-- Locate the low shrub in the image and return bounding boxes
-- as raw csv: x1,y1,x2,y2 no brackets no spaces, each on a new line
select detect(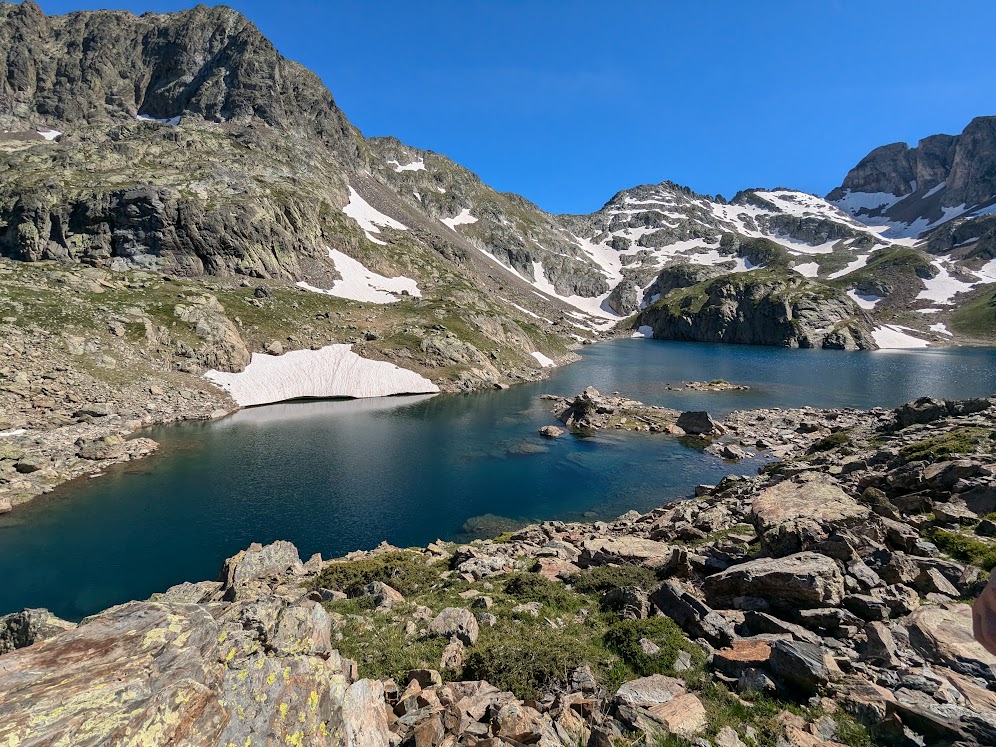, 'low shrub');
310,551,440,596
462,624,601,699
807,431,851,453
603,617,704,676
567,565,661,594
